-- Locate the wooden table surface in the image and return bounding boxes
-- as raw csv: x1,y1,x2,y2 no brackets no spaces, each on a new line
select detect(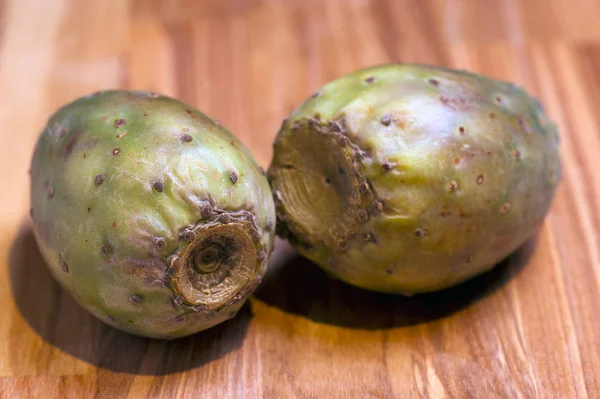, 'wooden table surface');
1,0,600,397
